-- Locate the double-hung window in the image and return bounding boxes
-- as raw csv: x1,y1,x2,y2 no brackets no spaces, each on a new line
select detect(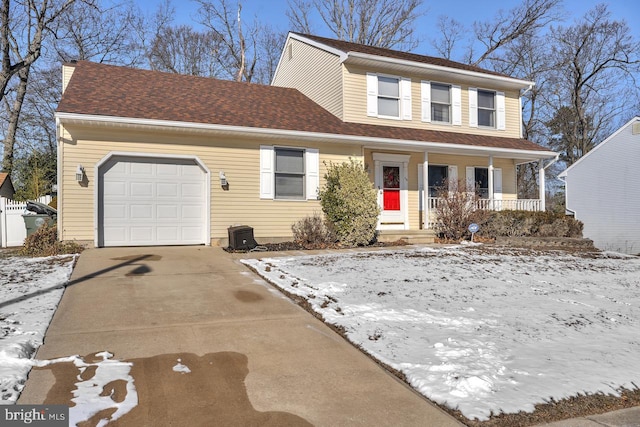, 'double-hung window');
469,88,505,129
260,146,319,201
431,83,451,124
274,148,305,199
477,90,496,128
367,73,411,120
377,76,400,118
